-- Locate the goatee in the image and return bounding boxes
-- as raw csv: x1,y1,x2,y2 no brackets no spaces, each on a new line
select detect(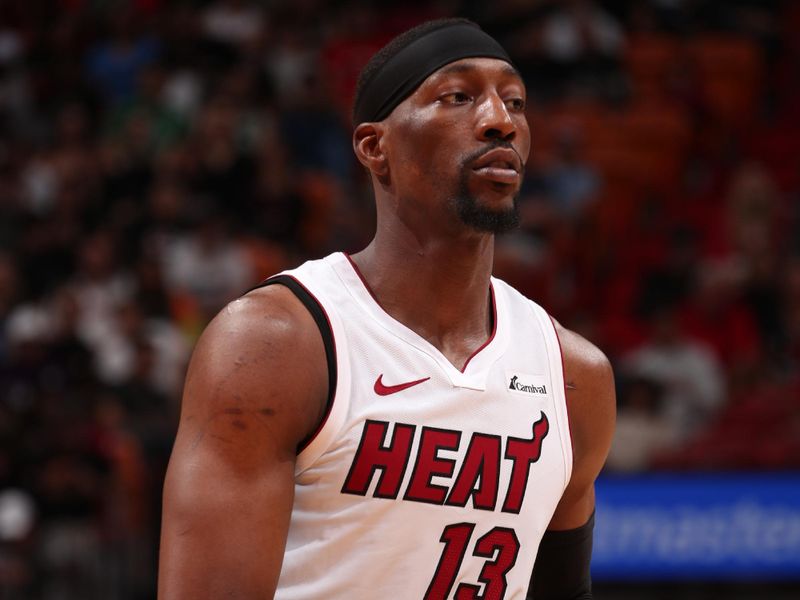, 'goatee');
452,163,519,233
453,142,521,234
453,188,520,234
